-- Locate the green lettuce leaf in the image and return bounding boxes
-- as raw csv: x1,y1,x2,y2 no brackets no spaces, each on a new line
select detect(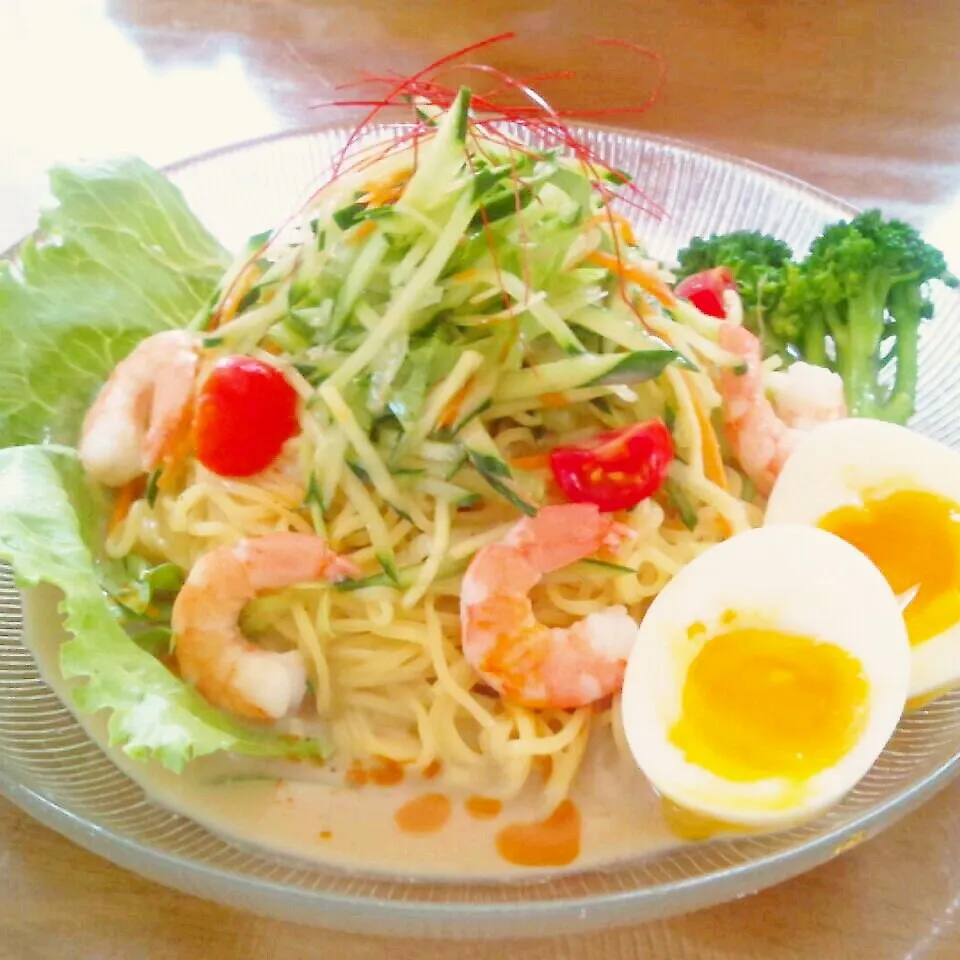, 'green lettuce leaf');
0,157,327,771
0,446,326,771
0,156,228,447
